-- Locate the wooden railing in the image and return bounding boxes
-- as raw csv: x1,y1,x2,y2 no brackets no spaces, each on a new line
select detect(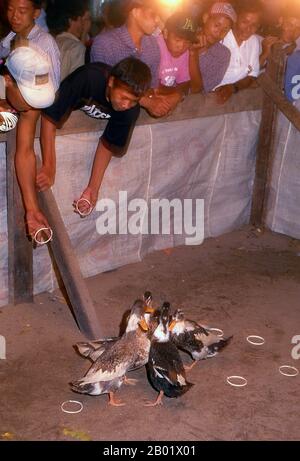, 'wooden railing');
251,44,300,226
